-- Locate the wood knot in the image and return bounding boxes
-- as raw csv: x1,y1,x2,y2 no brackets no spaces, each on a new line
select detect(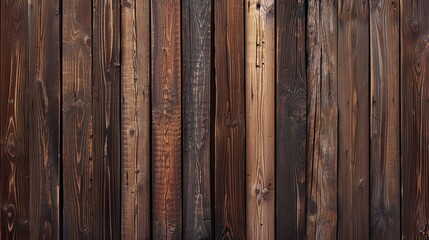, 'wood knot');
255,186,269,200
